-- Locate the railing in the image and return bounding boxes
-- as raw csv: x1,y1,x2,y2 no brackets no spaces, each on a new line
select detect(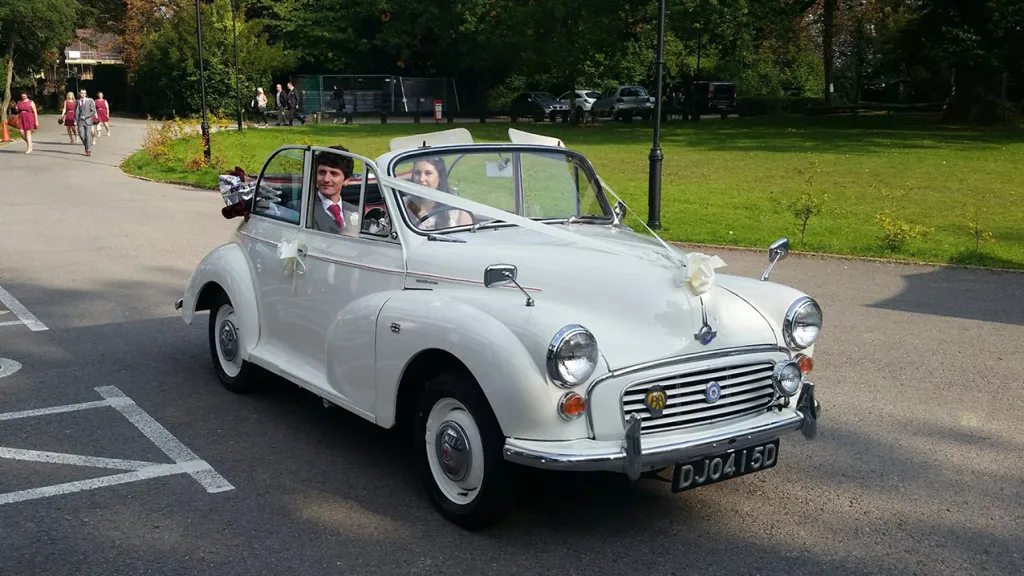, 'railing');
65,50,122,62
